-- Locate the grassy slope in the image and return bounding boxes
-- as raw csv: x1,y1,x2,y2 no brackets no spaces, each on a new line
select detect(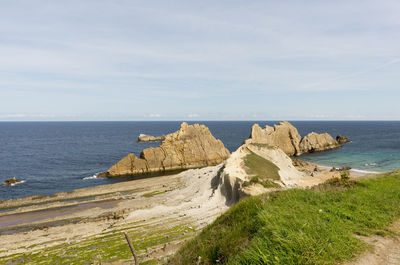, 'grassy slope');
170,171,400,265
243,151,281,188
